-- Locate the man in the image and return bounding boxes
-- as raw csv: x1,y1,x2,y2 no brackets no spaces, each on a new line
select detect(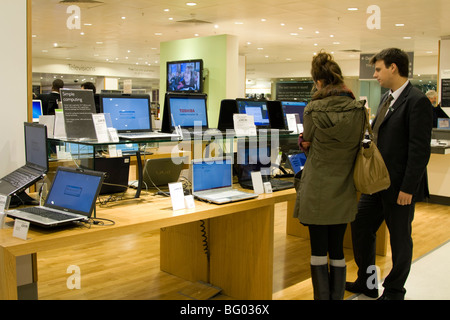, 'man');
38,79,64,115
346,48,433,300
